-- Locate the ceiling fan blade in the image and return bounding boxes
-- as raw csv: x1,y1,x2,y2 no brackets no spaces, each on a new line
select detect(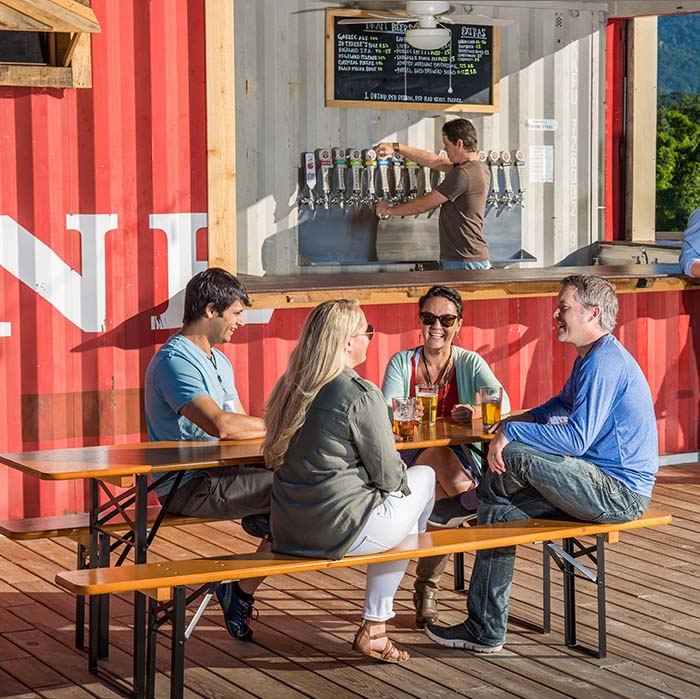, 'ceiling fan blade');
338,11,415,24
447,13,514,27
